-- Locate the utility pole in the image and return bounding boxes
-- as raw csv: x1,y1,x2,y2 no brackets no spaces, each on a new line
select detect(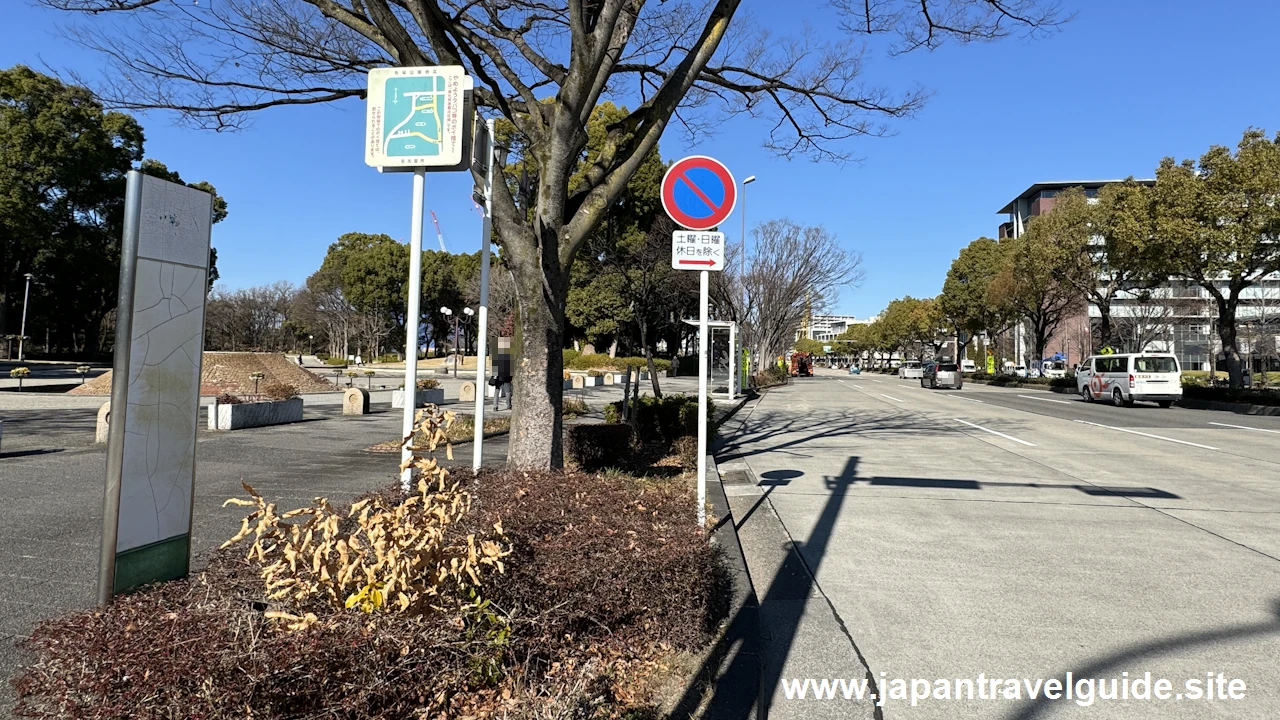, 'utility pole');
739,175,755,375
